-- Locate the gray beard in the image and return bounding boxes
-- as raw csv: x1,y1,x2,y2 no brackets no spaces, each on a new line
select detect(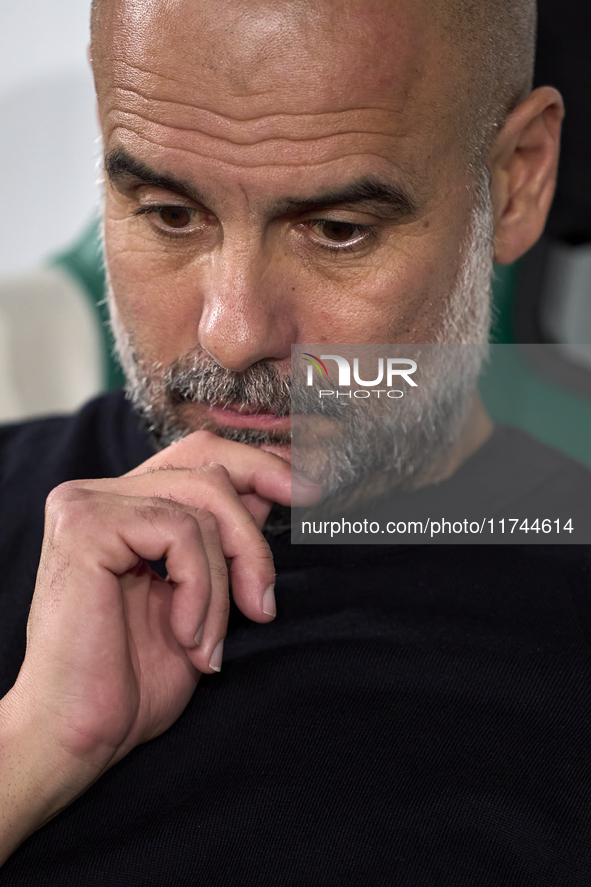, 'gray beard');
106,174,494,524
